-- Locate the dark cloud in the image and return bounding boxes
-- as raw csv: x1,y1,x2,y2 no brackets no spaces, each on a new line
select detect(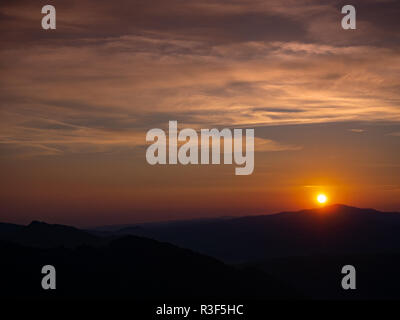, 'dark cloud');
0,0,305,47
335,0,400,45
1,0,399,50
